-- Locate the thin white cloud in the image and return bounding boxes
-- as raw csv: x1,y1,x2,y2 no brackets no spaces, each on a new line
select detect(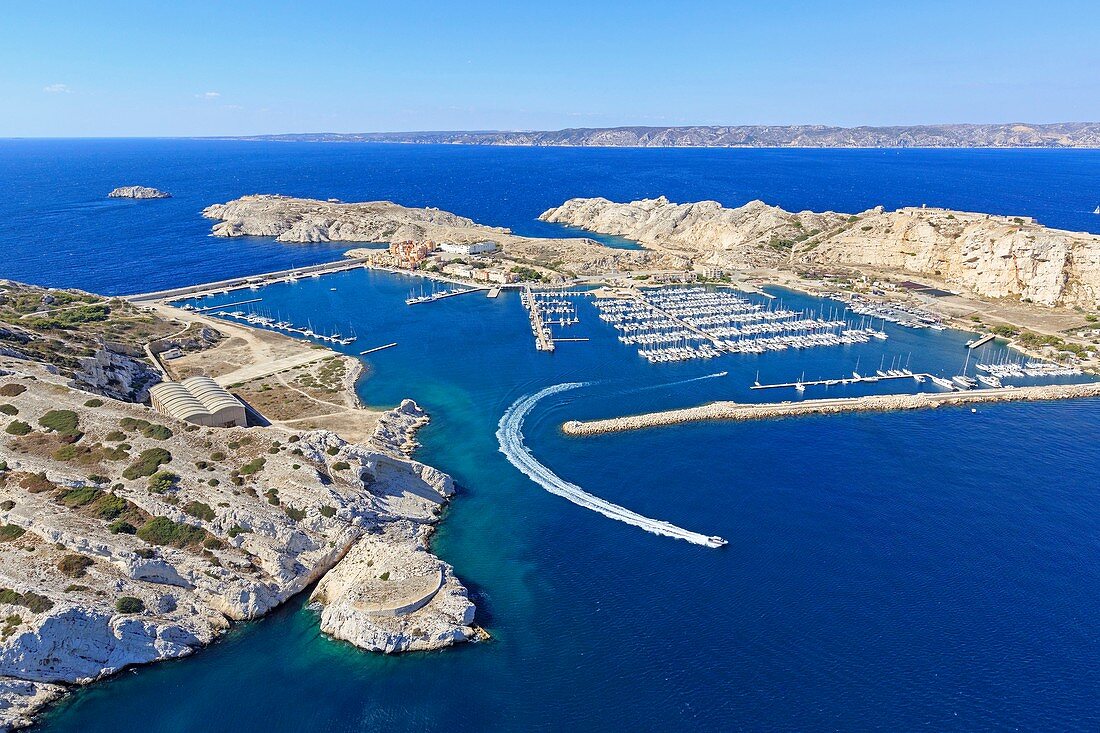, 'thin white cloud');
195,91,221,99
43,83,71,94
